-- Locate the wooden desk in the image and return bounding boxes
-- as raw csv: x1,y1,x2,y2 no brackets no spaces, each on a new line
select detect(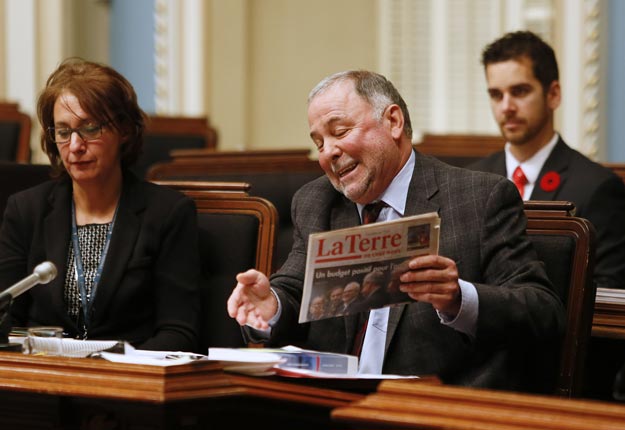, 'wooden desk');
151,148,322,176
332,379,625,429
593,302,625,339
413,133,505,167
0,352,363,429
